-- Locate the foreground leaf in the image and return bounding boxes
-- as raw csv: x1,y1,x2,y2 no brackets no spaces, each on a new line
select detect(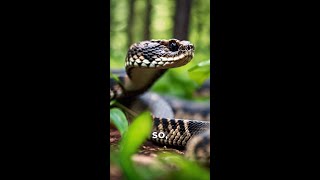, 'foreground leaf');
110,72,121,83
157,152,210,180
119,111,153,180
188,59,210,72
110,100,117,106
110,108,128,136
188,59,210,85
